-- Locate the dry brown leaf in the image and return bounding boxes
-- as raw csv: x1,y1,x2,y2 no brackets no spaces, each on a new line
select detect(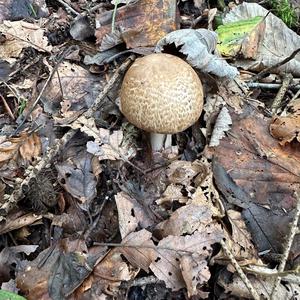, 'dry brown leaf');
0,132,41,164
92,248,138,295
0,20,52,62
270,115,300,145
42,62,101,116
156,183,188,205
156,29,239,79
215,210,259,266
0,135,24,163
115,192,154,238
155,203,215,237
0,0,48,22
119,229,156,272
95,0,178,48
150,229,223,292
19,133,42,162
181,255,210,297
209,106,232,147
166,160,204,186
218,272,300,299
